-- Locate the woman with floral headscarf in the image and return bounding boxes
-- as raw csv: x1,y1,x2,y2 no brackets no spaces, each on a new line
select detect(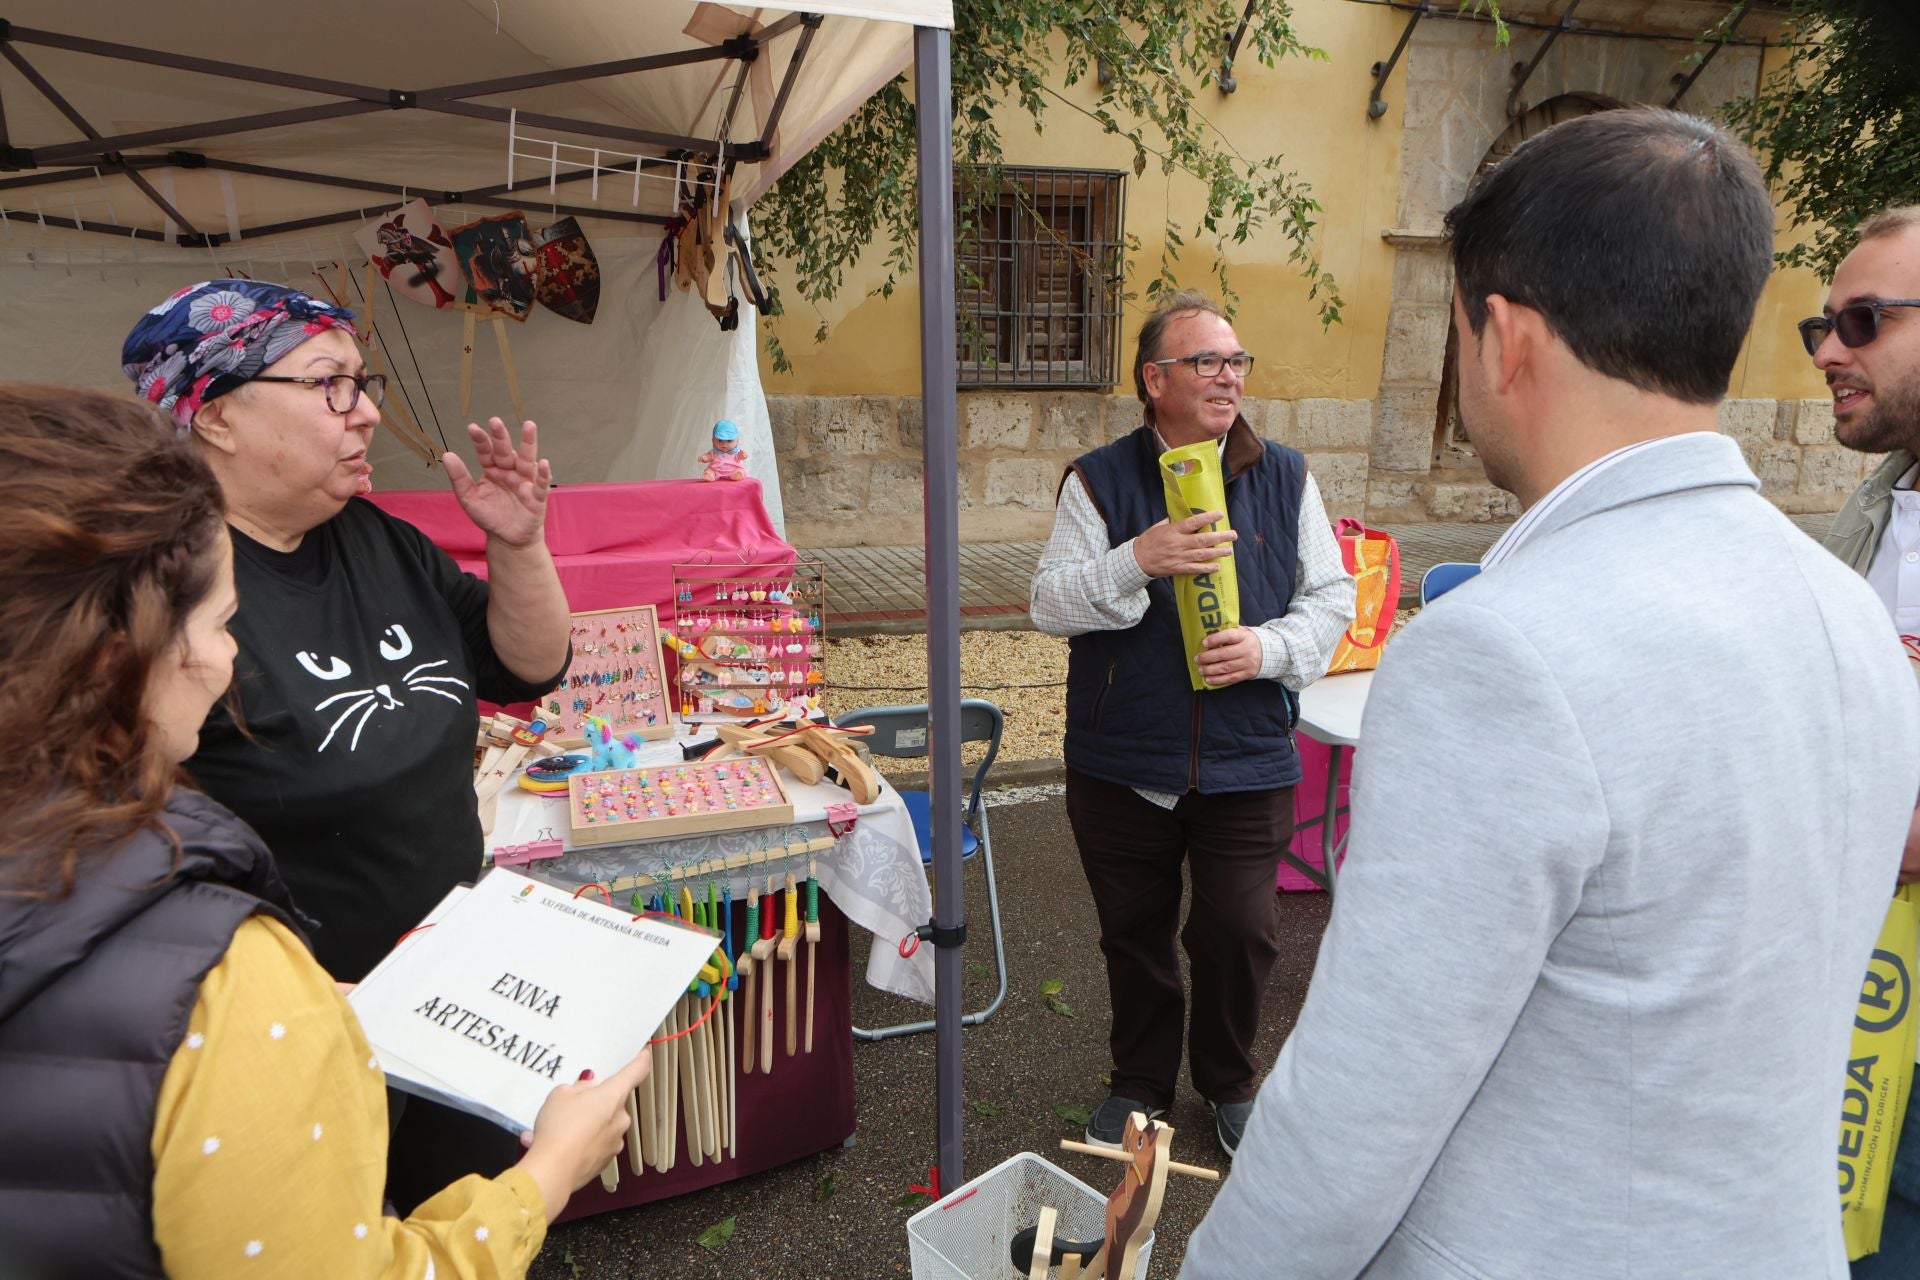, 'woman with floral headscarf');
121,280,572,1209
